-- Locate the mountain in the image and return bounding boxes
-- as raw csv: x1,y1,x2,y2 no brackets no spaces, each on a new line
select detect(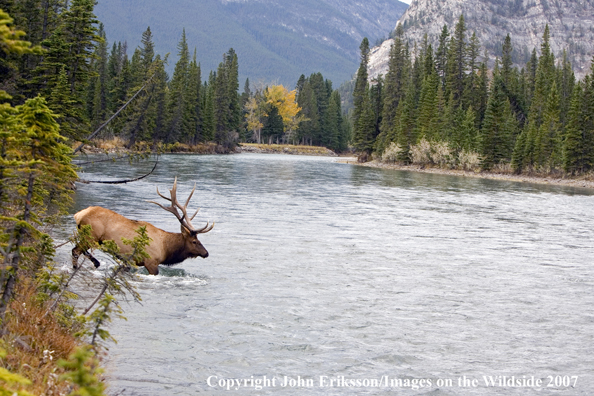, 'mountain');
368,0,594,80
94,0,408,86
